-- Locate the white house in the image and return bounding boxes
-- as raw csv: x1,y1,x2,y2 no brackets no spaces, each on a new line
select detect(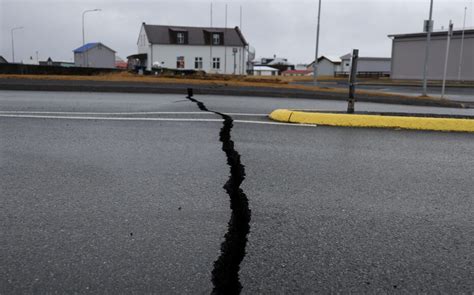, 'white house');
252,66,279,76
340,53,391,76
135,23,248,74
308,56,342,76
